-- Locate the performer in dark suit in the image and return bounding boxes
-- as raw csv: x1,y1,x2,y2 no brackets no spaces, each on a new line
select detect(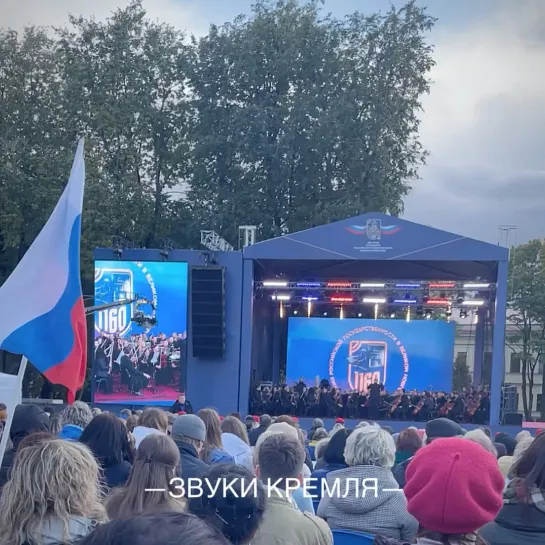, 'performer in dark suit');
170,393,193,414
120,348,149,396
